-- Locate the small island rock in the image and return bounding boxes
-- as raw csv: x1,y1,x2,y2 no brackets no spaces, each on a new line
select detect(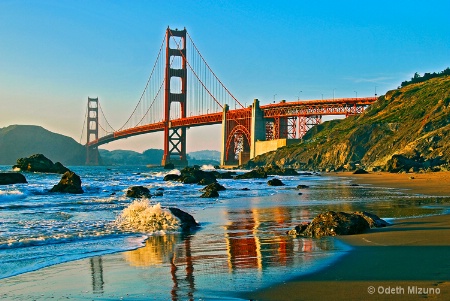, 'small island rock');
50,171,83,194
